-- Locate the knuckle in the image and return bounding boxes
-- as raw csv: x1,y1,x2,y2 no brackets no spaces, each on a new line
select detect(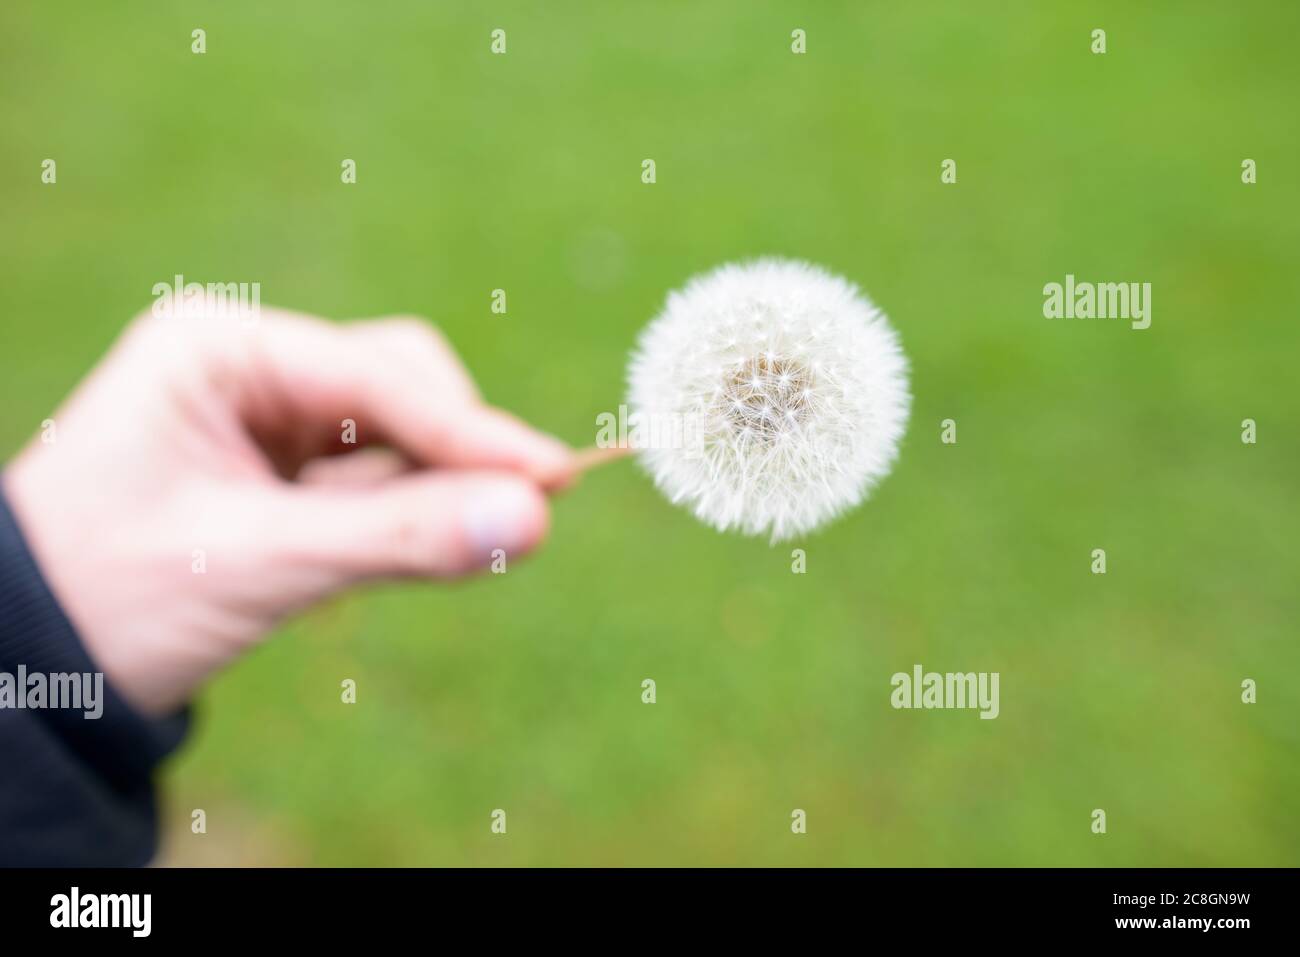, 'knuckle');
362,316,454,360
387,514,473,577
375,315,435,340
388,514,435,574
